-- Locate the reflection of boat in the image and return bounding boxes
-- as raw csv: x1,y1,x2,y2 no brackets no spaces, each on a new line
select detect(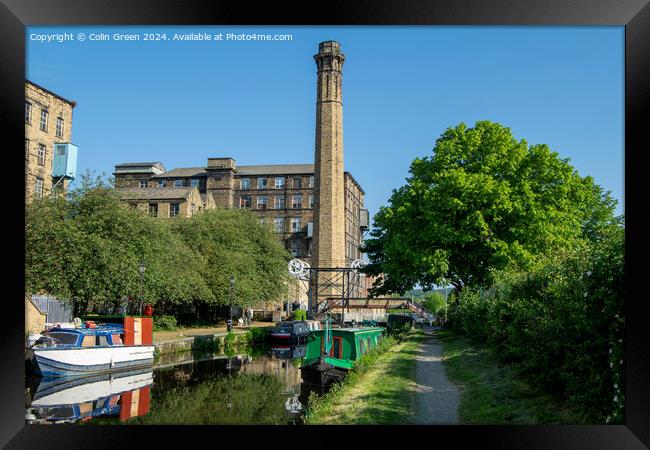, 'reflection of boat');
28,317,154,377
27,368,153,423
285,394,302,413
270,344,307,360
